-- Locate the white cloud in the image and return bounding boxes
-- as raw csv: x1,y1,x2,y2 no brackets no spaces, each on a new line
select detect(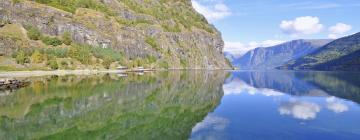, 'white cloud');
328,34,338,39
328,23,352,39
279,100,321,120
326,97,349,113
191,0,231,22
224,40,285,57
280,16,324,36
